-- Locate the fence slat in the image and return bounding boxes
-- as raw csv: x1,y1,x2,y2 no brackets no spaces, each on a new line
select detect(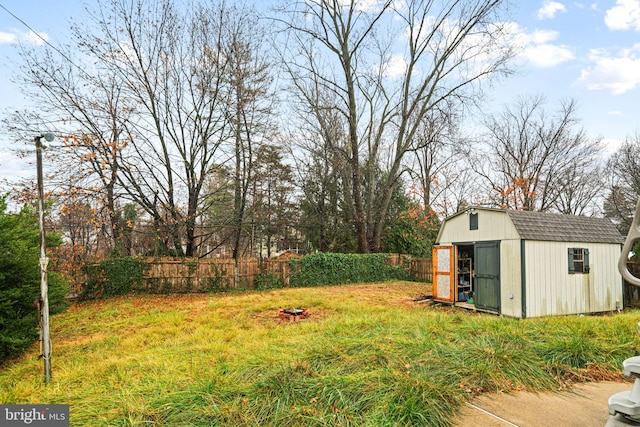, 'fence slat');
410,257,432,282
625,261,640,307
